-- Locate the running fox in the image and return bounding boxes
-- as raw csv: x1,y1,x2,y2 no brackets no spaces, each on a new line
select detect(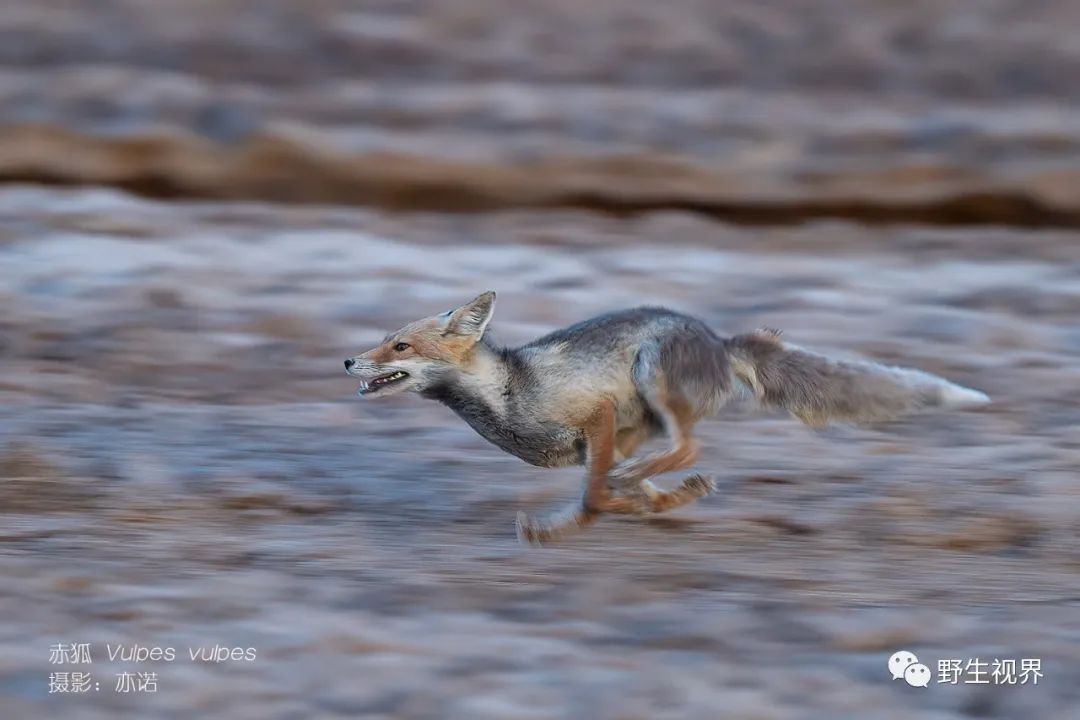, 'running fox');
344,291,989,545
